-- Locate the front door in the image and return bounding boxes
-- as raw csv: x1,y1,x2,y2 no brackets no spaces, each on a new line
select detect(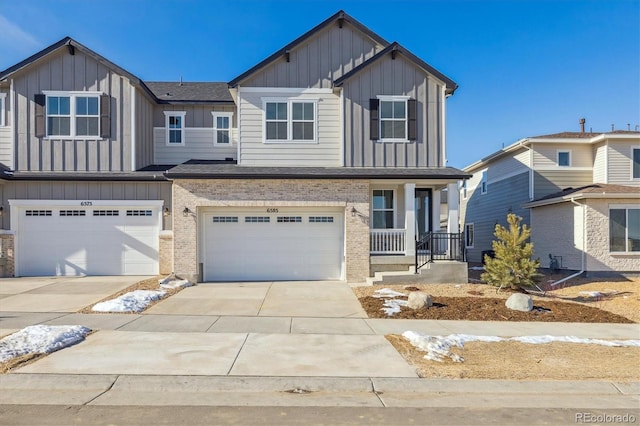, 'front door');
415,189,432,241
